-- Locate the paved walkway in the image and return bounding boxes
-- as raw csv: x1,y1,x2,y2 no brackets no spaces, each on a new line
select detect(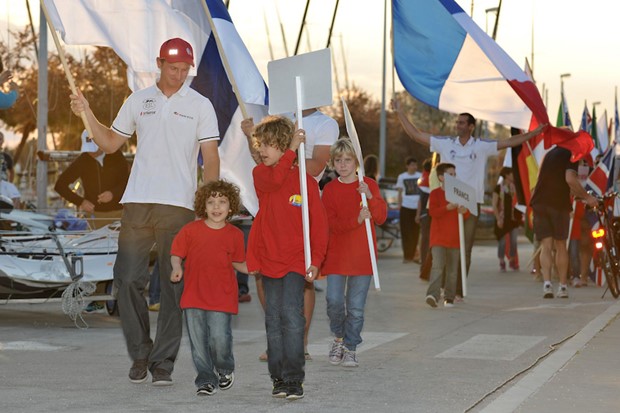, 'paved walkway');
1,238,619,412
